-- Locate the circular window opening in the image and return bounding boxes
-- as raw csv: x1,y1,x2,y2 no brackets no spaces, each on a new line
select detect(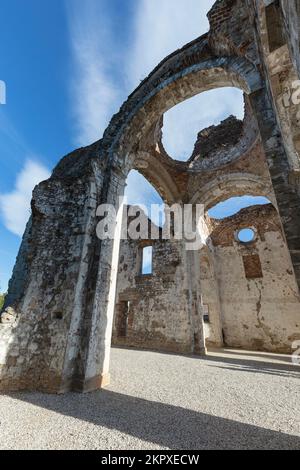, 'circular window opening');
237,228,256,244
